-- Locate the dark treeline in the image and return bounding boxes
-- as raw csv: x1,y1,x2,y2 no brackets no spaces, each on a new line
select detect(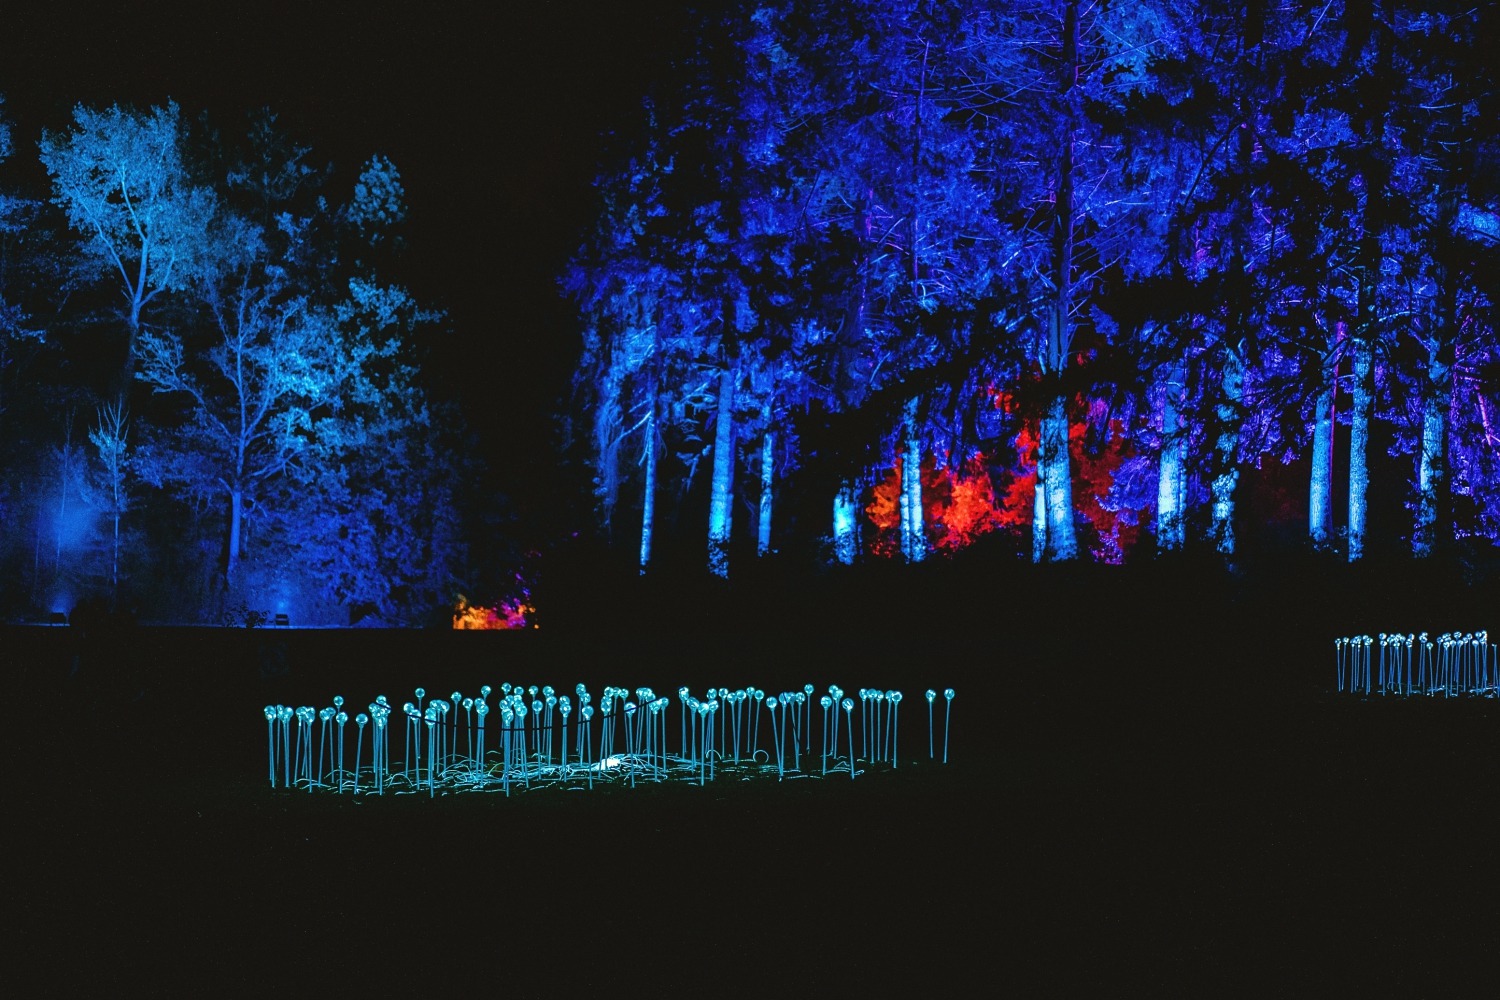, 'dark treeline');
565,0,1498,579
